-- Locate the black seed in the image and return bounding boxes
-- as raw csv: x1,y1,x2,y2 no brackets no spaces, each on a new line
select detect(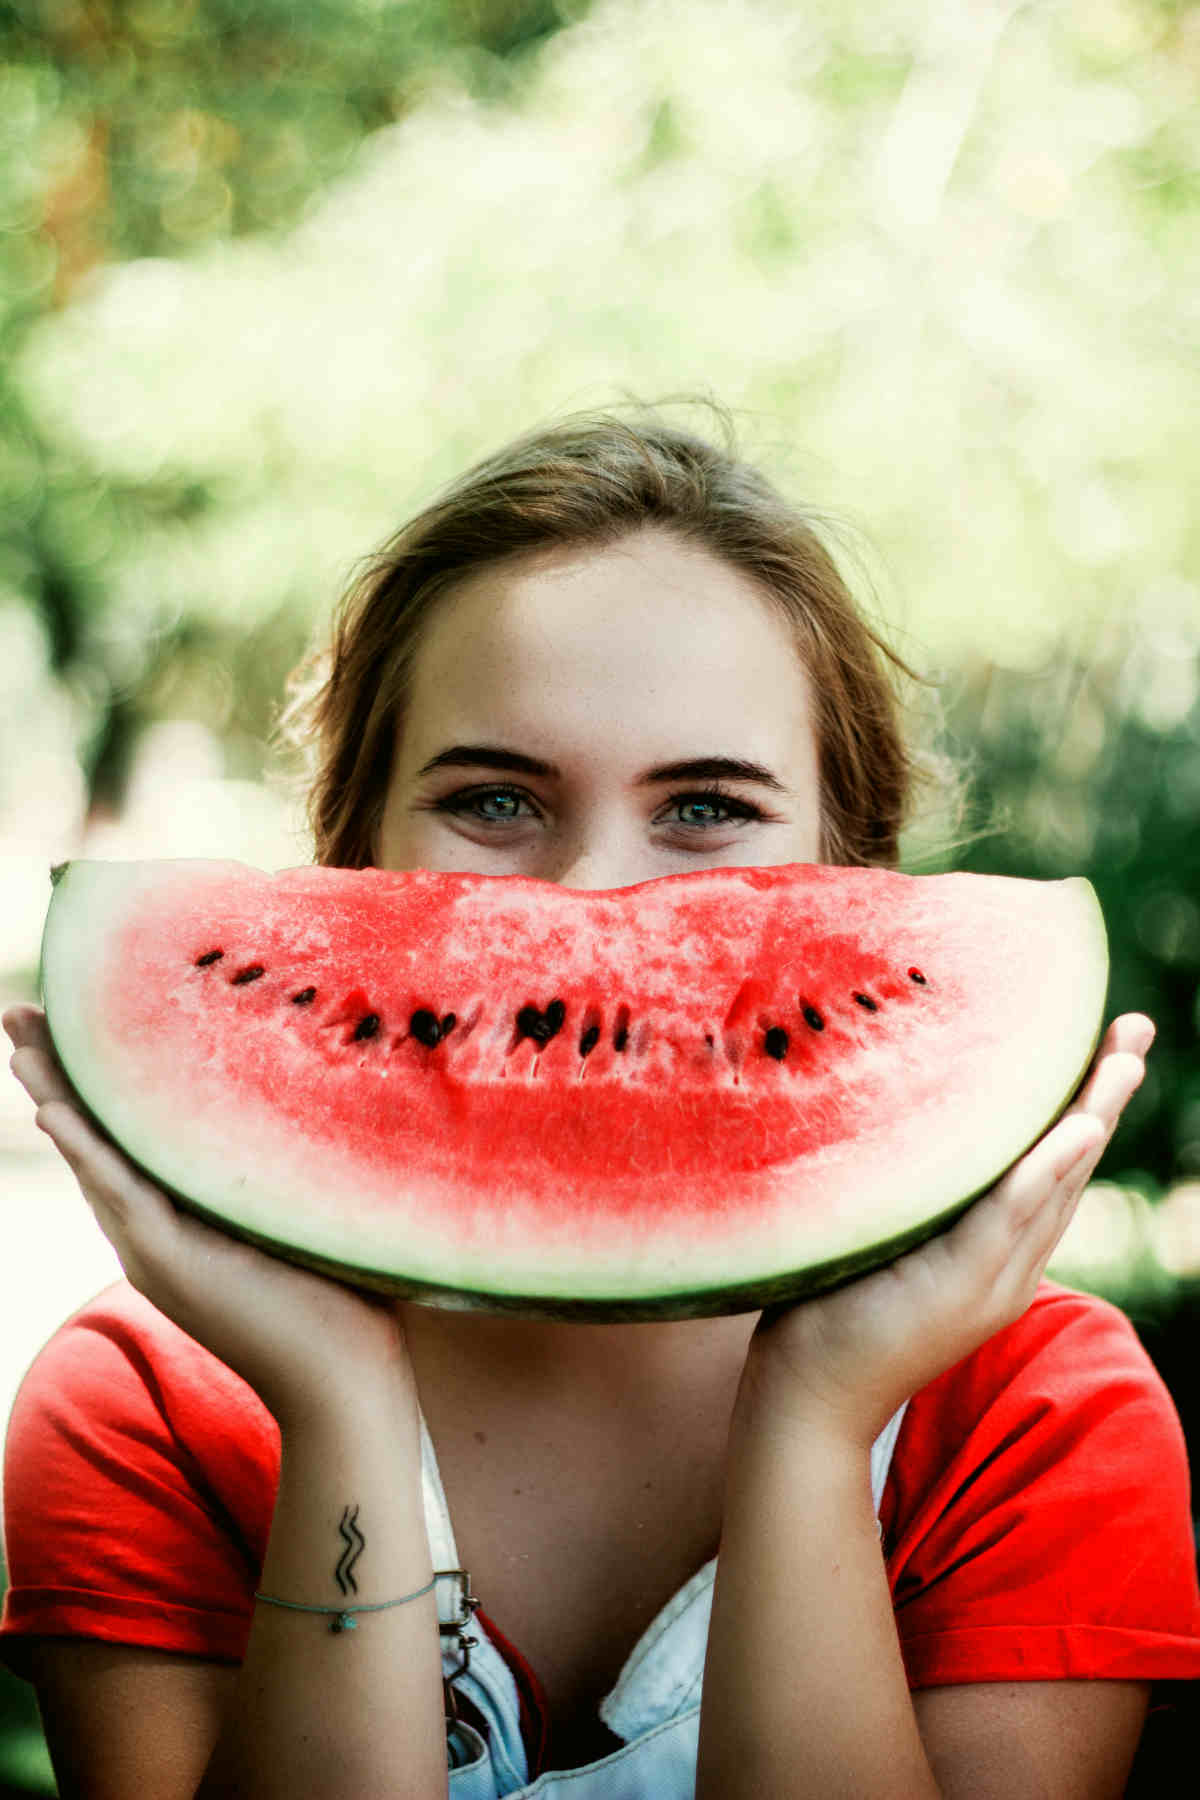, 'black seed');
516,999,566,1046
704,1033,715,1048
764,1026,789,1061
232,965,265,986
440,1013,456,1036
853,992,878,1012
908,967,927,985
195,950,224,967
410,1009,442,1047
579,1024,600,1057
353,1013,381,1041
292,987,317,1006
802,1004,825,1032
613,1024,629,1052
